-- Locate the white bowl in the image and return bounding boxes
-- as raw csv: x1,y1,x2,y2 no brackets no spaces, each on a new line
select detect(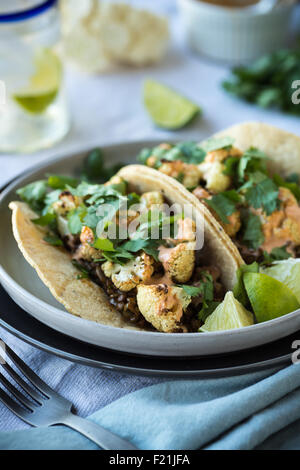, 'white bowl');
1,141,300,357
177,0,295,63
